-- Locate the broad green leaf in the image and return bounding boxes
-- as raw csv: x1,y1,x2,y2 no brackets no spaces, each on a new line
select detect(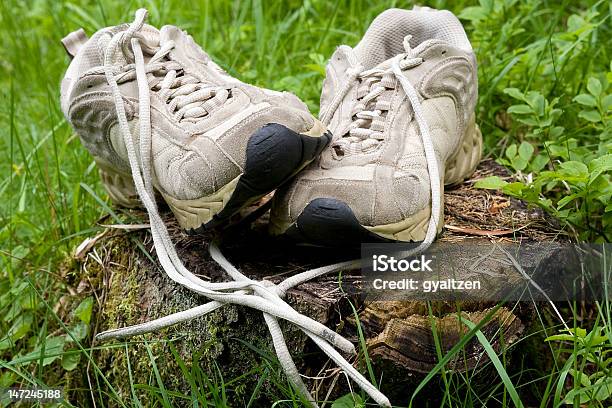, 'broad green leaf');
573,94,597,107
61,352,81,371
559,161,589,178
503,87,524,100
457,6,487,21
602,94,612,110
518,141,534,161
332,393,365,408
569,369,591,387
512,156,528,171
0,370,16,388
65,322,88,342
17,336,66,366
525,91,545,116
579,110,602,123
531,154,549,172
507,104,532,115
4,301,23,322
505,144,517,160
516,116,539,126
0,312,34,350
593,377,612,401
557,194,578,210
549,126,565,138
569,327,588,337
588,154,612,182
587,77,602,97
474,176,508,190
563,388,590,405
74,296,94,324
502,182,526,196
